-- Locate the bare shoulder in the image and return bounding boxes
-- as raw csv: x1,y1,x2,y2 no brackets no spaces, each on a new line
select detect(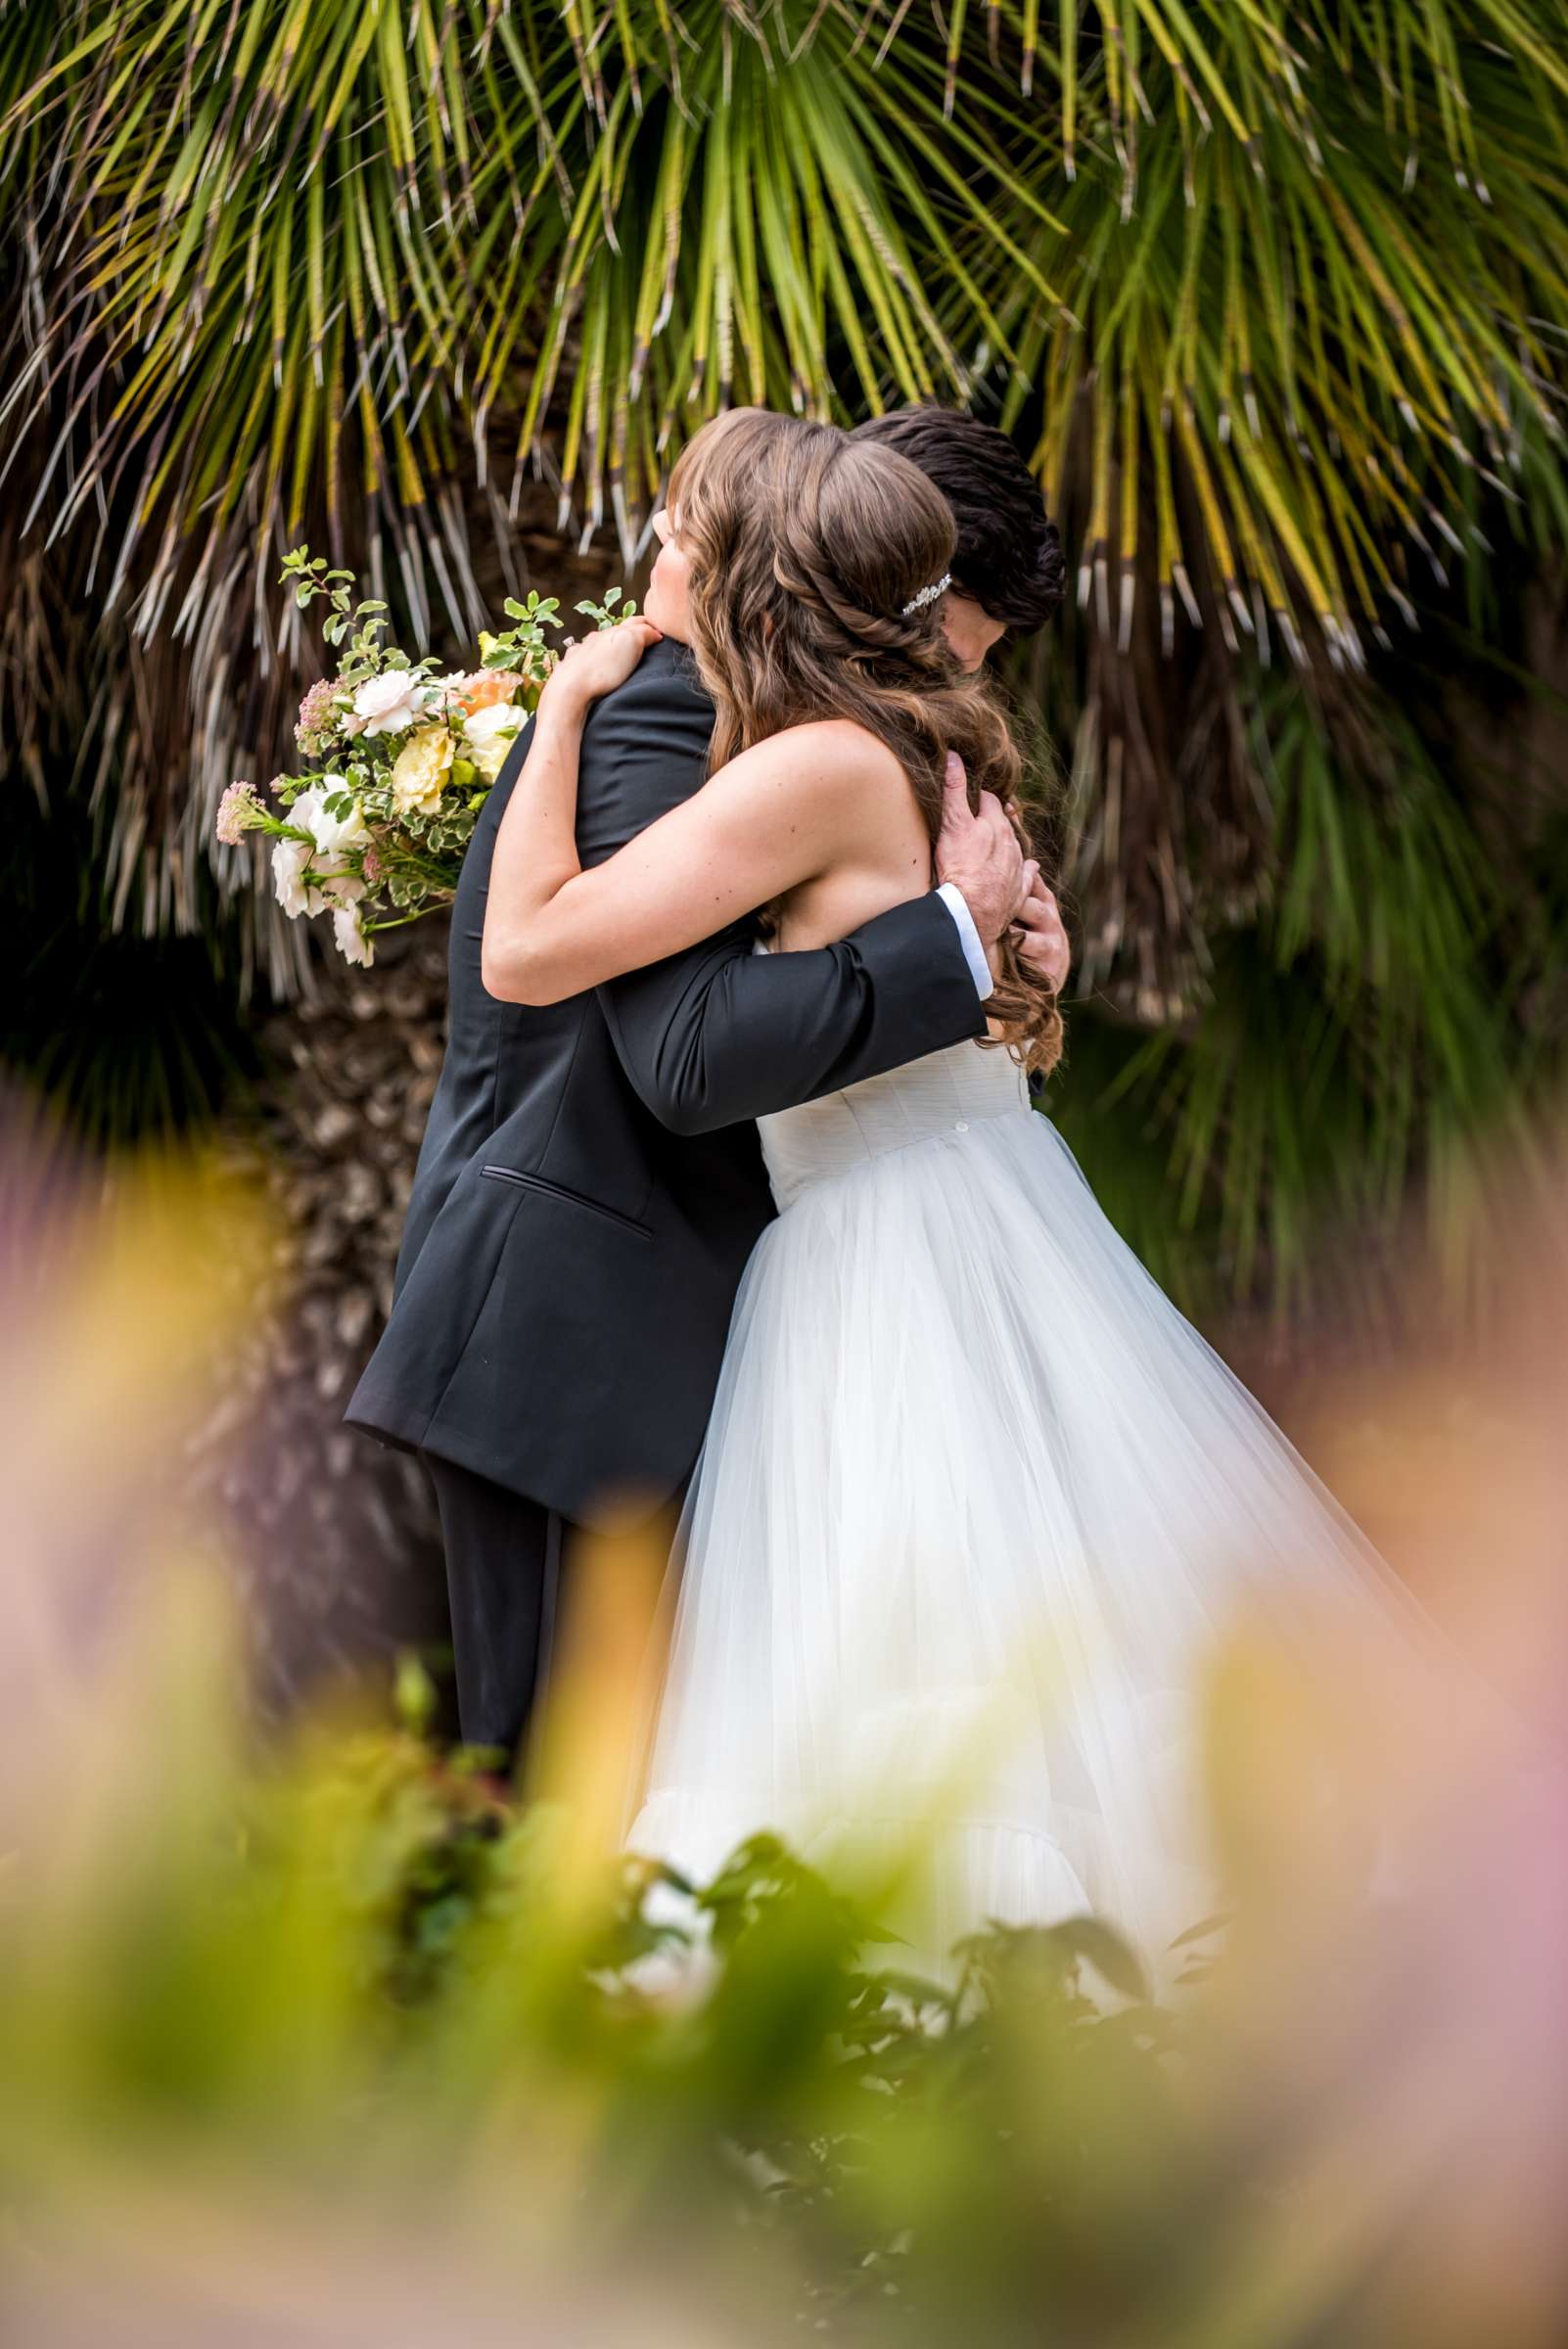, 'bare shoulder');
719,717,909,806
